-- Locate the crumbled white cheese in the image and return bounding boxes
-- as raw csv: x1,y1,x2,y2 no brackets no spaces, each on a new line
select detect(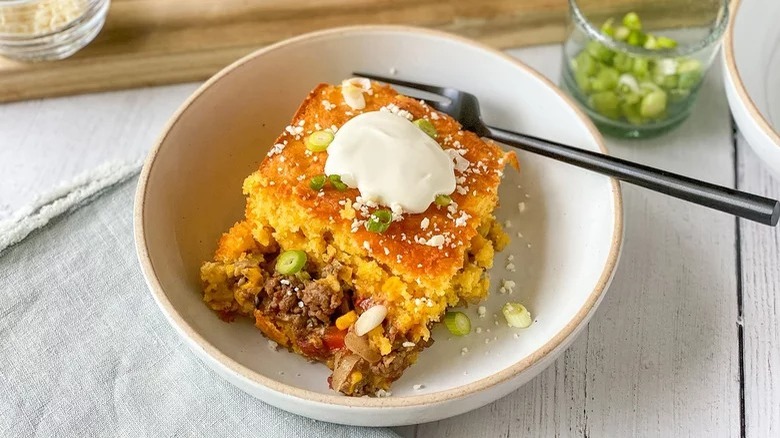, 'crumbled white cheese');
477,306,486,317
268,143,286,156
375,389,392,398
379,103,414,121
425,235,445,247
390,203,405,222
267,340,279,351
402,341,416,348
461,347,469,355
455,211,471,227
